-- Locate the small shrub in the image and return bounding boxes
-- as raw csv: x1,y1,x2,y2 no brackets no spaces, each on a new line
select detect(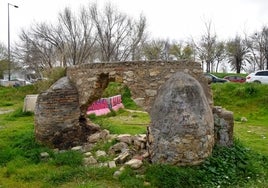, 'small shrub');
102,82,124,97
34,67,66,92
102,82,140,110
245,83,258,96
